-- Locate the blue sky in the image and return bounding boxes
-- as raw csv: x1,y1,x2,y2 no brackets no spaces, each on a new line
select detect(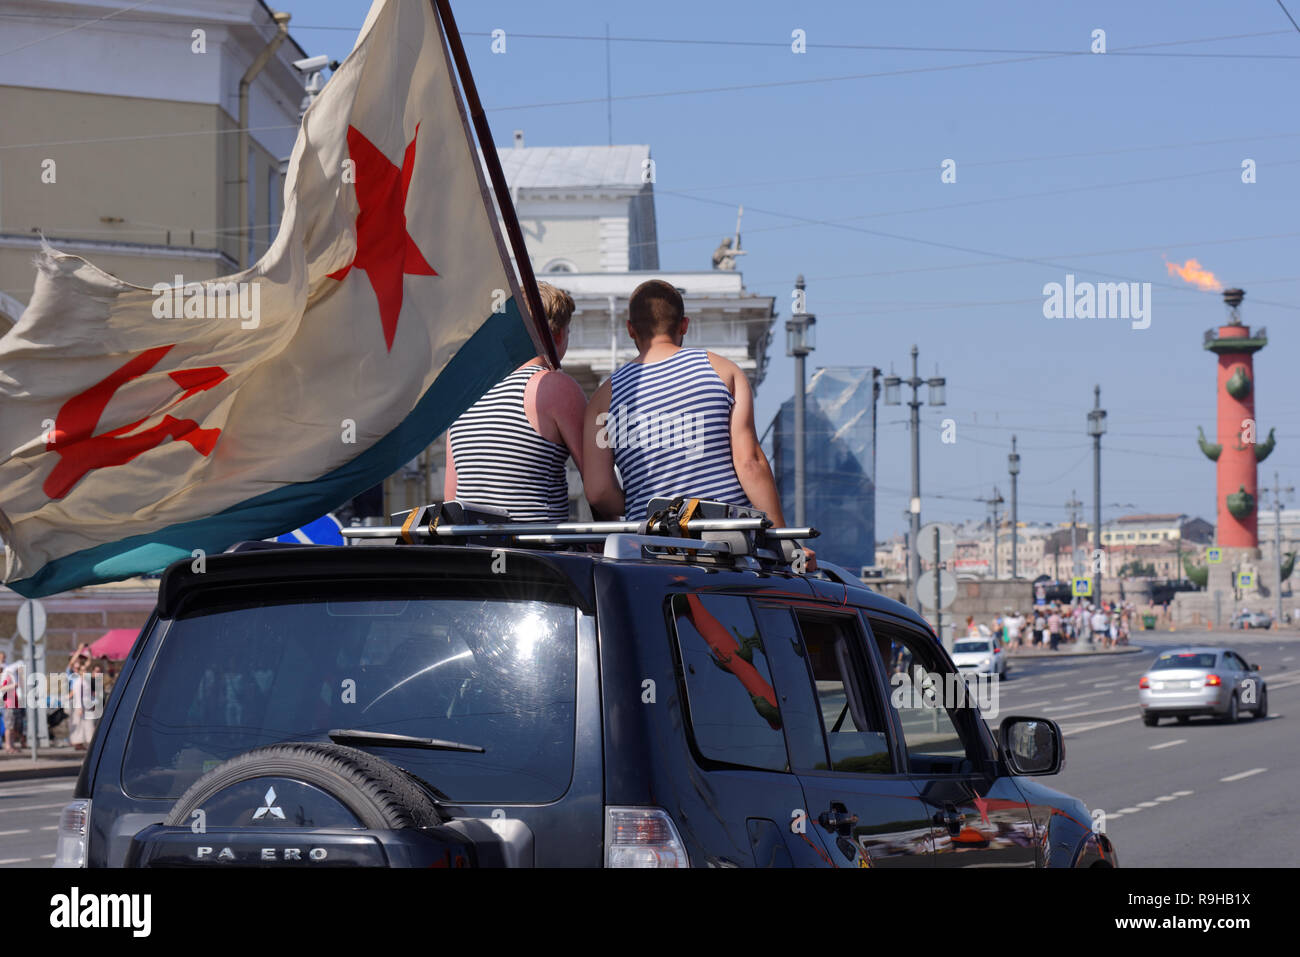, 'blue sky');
281,0,1300,538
